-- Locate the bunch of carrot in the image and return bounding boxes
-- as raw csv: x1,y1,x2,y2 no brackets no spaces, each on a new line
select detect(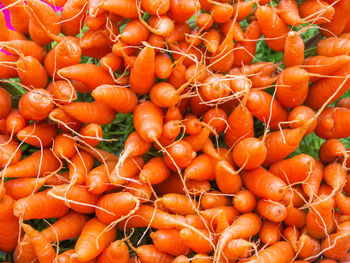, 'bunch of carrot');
0,0,350,262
